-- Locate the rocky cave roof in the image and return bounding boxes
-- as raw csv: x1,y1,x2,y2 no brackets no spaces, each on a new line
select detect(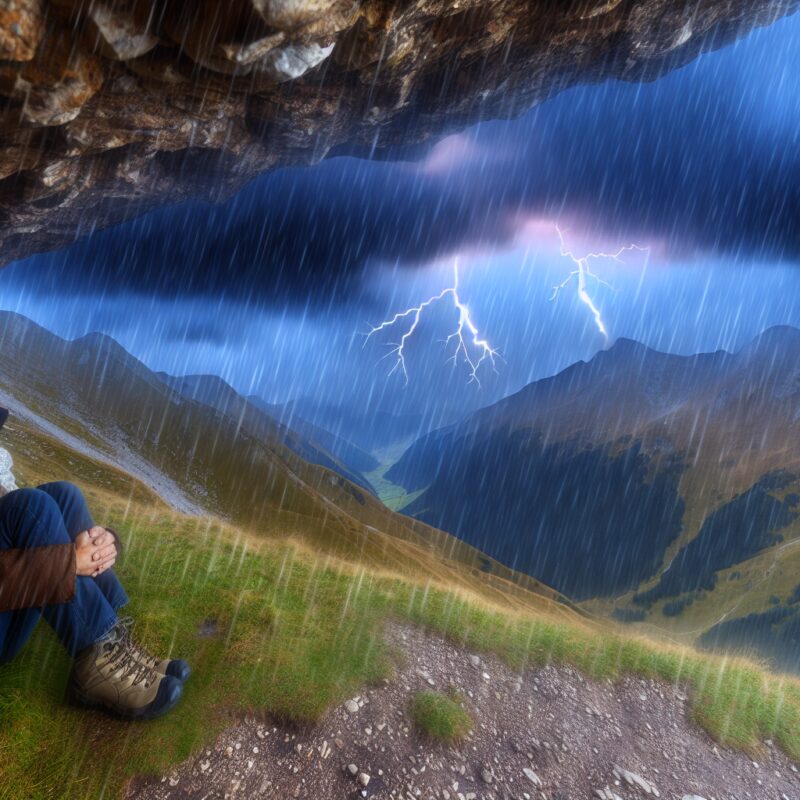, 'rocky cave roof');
0,0,796,266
